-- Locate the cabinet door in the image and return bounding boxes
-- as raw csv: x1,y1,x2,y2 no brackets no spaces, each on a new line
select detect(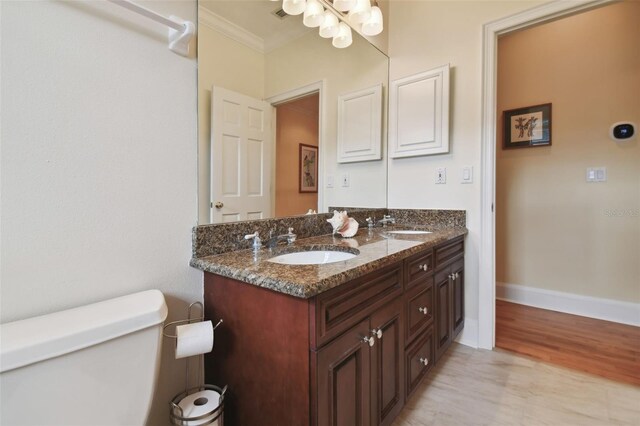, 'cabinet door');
451,258,465,338
317,319,372,426
370,298,404,426
434,267,452,361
